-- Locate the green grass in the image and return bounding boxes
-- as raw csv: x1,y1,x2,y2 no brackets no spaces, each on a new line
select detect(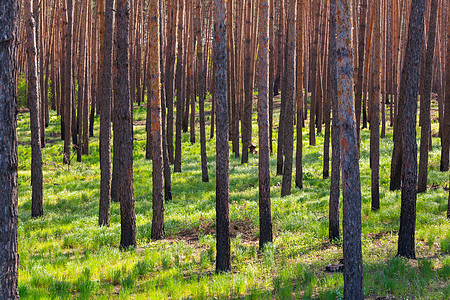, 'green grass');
16,96,450,299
